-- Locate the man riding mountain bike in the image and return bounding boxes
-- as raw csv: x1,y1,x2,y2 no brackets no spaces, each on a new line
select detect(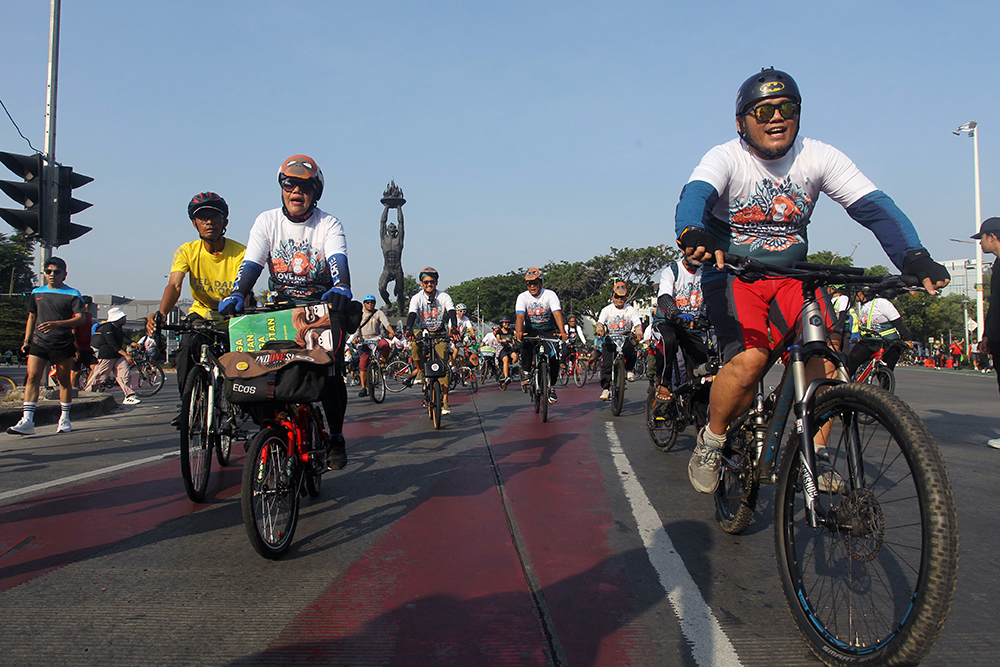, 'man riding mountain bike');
596,282,643,401
218,154,354,470
405,266,458,414
676,67,950,494
514,268,567,403
352,294,395,398
651,256,710,403
848,287,913,376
